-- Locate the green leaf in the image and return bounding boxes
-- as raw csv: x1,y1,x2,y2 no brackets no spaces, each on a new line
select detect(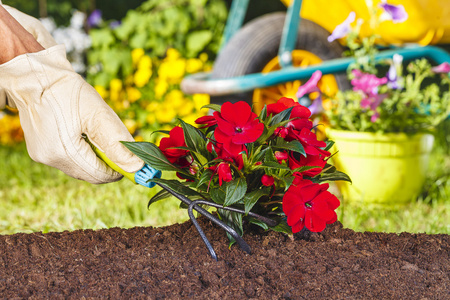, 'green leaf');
262,161,291,171
264,147,277,163
224,178,247,206
243,187,271,214
270,220,292,235
281,176,295,190
318,171,352,183
259,105,268,122
178,119,208,163
147,189,172,209
217,209,243,245
274,139,306,156
121,142,179,172
186,30,213,56
324,140,335,151
210,186,226,204
292,166,320,173
248,217,269,230
196,169,213,188
150,178,205,198
252,146,268,163
201,104,221,112
269,107,293,126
